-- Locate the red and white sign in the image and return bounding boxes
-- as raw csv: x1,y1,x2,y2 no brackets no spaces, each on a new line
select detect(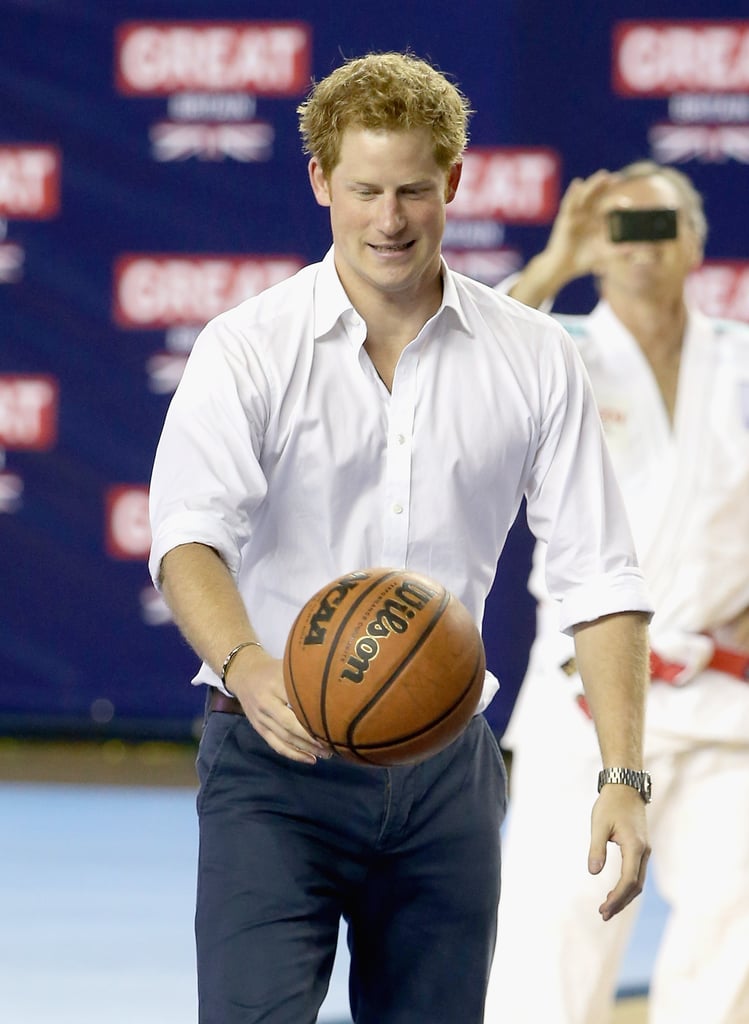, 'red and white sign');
613,21,749,97
449,147,560,223
115,21,312,96
113,254,303,328
0,375,58,449
0,146,61,219
688,261,749,322
106,484,151,560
